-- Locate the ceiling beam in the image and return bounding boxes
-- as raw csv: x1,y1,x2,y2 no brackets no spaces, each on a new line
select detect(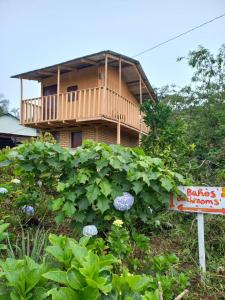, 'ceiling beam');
61,66,74,71
37,70,56,76
81,59,98,65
